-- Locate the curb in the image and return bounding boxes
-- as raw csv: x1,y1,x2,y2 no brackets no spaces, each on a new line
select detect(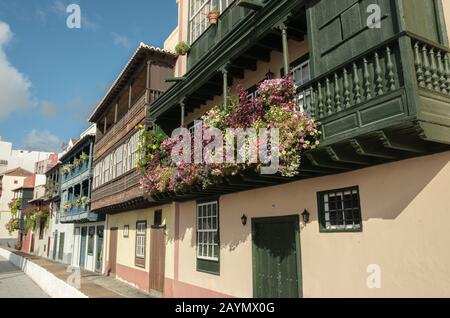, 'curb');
0,247,88,298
